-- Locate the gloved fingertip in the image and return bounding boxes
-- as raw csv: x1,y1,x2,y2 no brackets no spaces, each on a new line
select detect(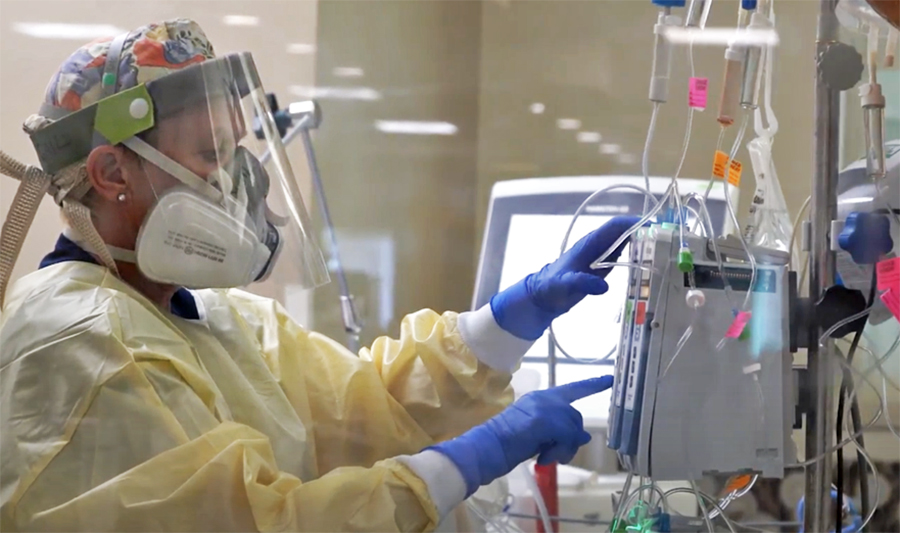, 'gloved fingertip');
598,374,614,390
586,278,609,295
577,431,592,447
569,272,608,295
